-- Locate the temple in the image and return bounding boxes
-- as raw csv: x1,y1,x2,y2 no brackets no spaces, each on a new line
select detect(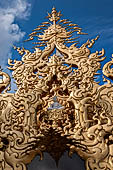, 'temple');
0,7,113,170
